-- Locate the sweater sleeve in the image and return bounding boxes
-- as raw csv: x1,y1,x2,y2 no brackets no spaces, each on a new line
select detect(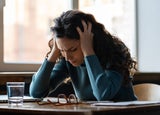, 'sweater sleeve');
84,55,123,101
29,58,68,98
